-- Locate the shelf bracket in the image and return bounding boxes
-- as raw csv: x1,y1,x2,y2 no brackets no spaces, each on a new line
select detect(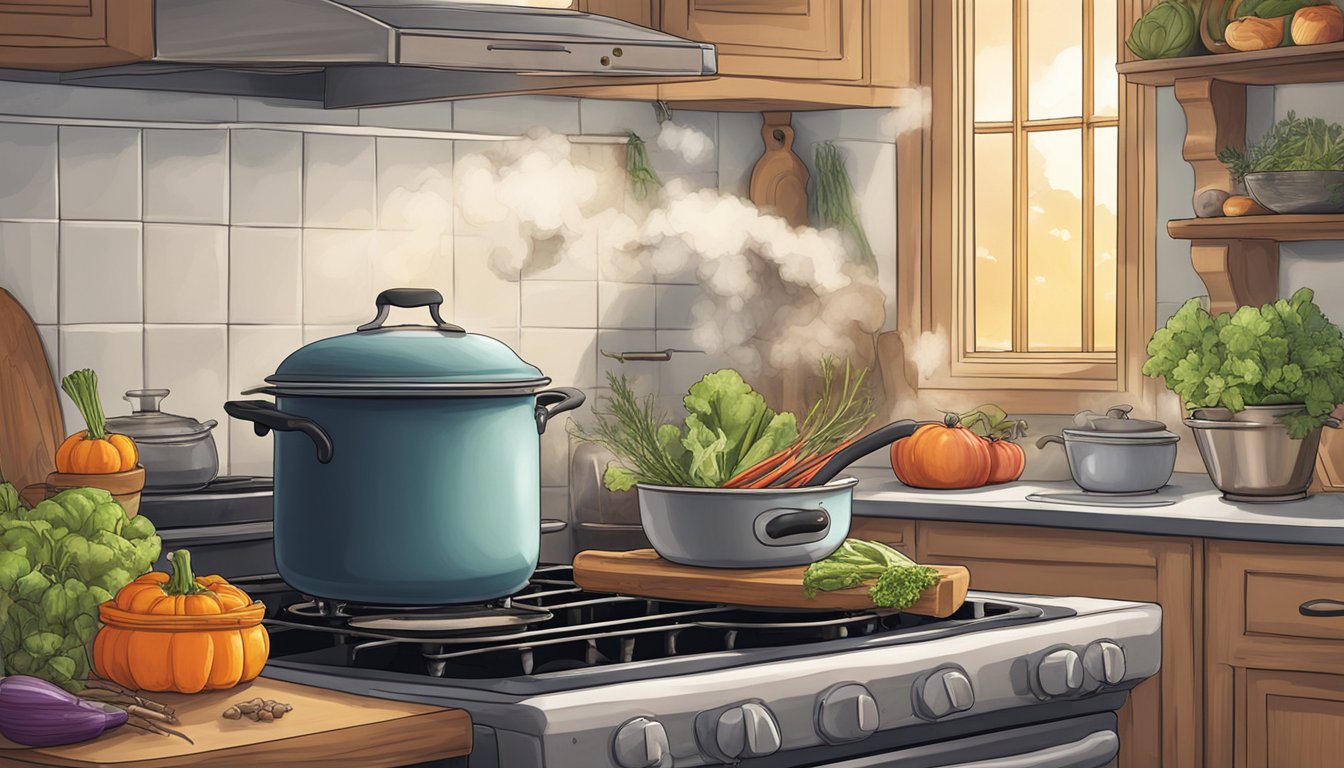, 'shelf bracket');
1174,77,1247,206
1189,239,1279,315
